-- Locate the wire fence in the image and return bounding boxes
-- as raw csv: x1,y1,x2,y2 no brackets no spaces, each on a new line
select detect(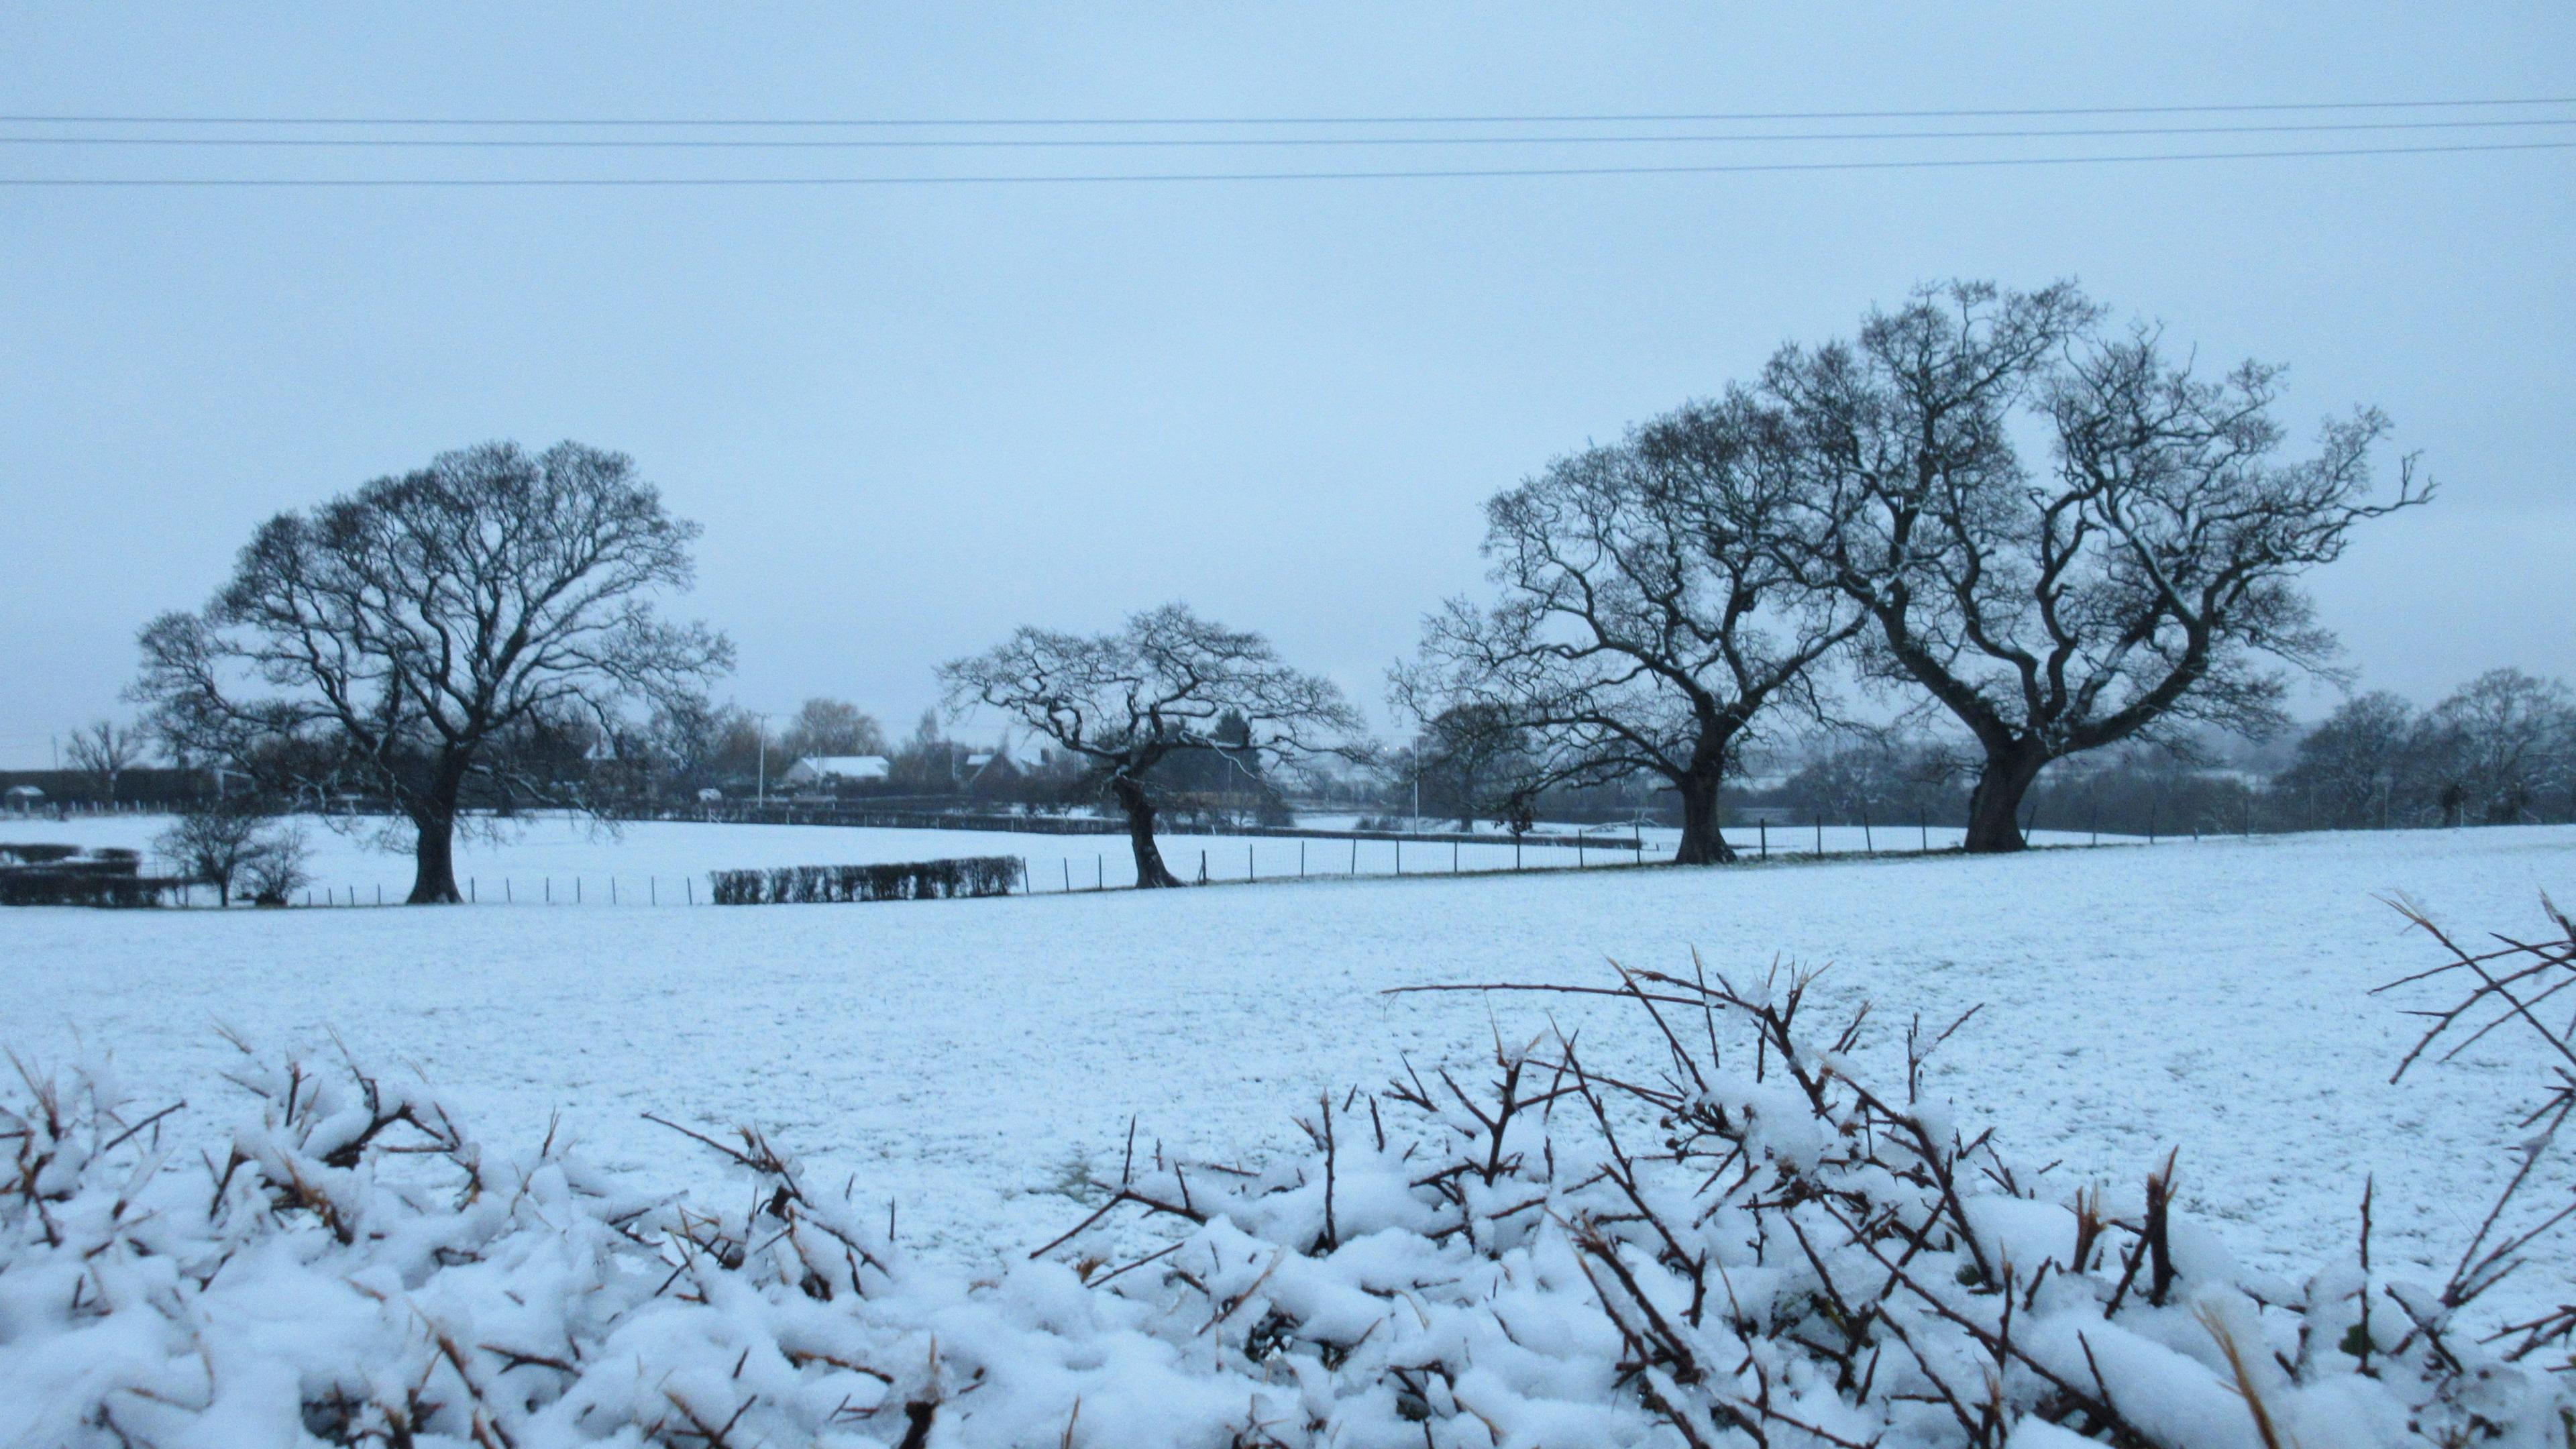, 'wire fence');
195,816,2185,908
